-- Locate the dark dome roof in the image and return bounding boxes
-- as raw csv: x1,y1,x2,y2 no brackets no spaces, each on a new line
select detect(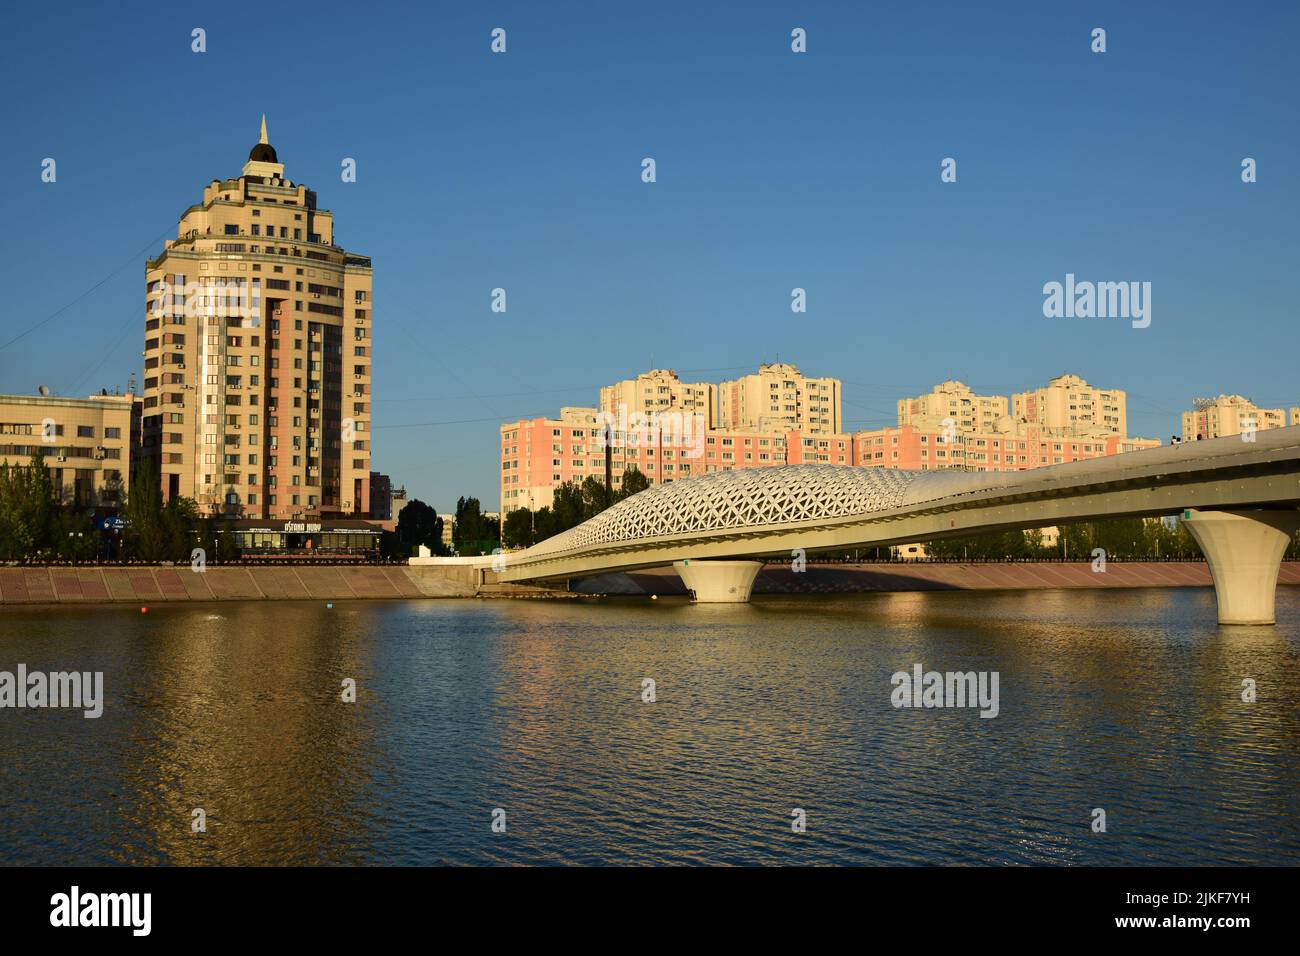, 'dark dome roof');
249,141,278,163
